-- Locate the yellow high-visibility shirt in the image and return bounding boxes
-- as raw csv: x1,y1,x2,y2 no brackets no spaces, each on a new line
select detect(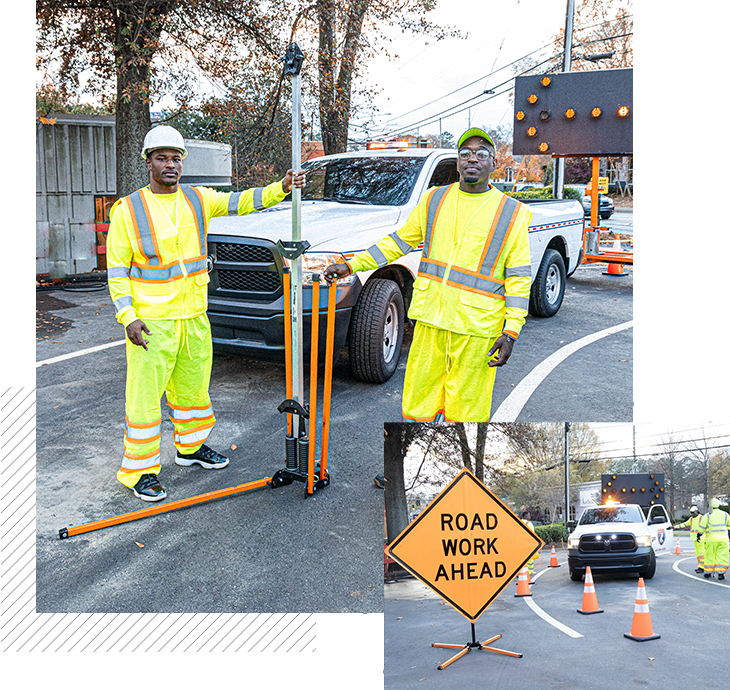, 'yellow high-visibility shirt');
347,184,532,339
107,181,286,327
